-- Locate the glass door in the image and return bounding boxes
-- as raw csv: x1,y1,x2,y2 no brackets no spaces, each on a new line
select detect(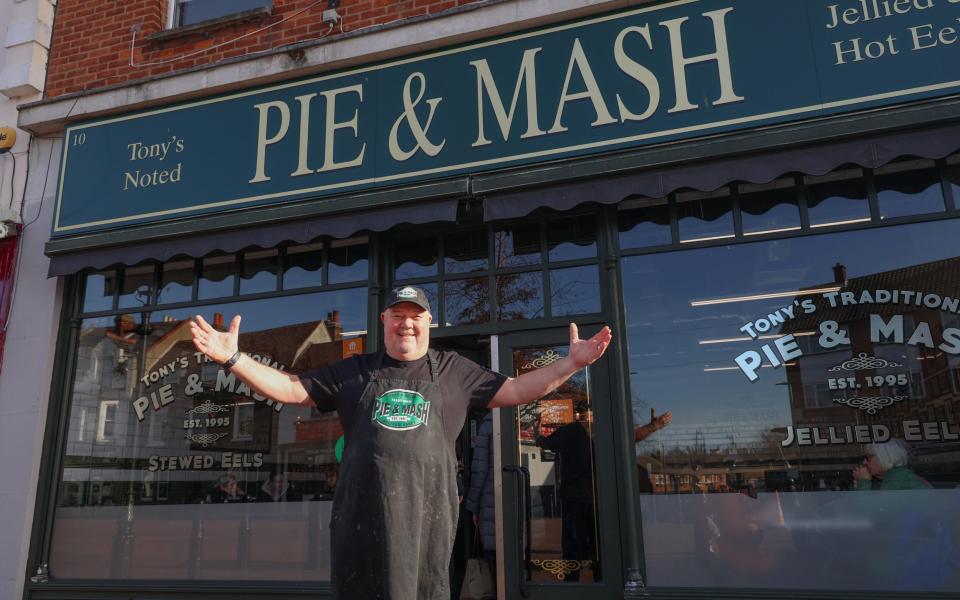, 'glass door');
497,326,623,599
